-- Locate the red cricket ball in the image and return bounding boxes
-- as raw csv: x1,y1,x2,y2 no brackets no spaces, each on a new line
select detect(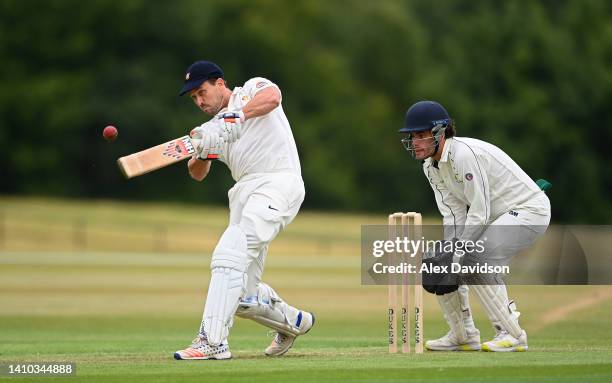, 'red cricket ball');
103,125,118,142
